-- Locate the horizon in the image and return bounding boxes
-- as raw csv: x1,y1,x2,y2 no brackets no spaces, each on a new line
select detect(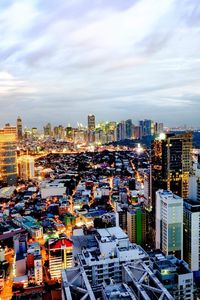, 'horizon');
1,0,200,126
